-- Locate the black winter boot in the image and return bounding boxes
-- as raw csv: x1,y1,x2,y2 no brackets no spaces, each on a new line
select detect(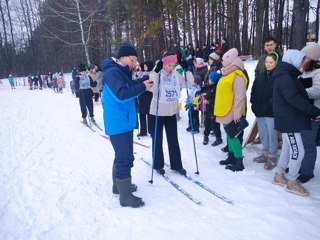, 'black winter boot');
112,164,137,194
219,152,235,165
221,144,229,153
211,138,222,146
203,135,209,145
226,158,245,172
116,177,145,208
